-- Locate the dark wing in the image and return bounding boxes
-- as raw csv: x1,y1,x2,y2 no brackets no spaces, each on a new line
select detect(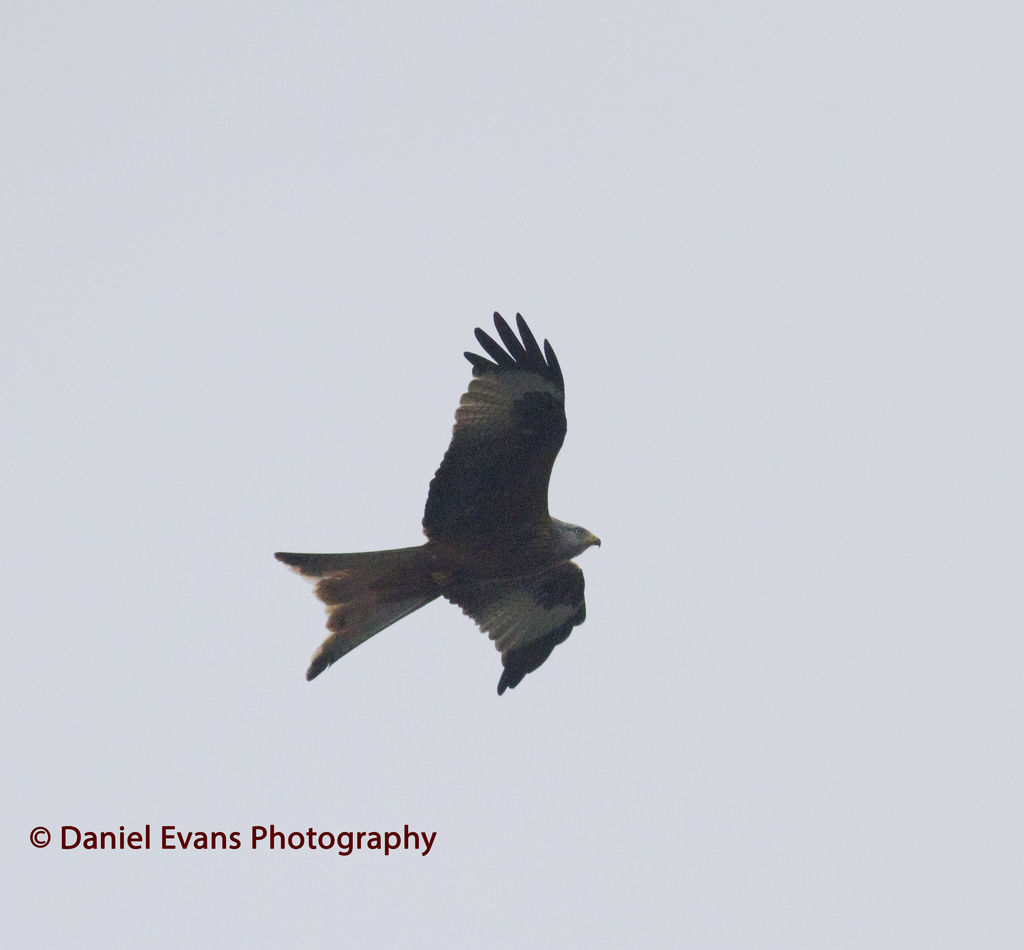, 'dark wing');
445,562,586,694
423,312,566,542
